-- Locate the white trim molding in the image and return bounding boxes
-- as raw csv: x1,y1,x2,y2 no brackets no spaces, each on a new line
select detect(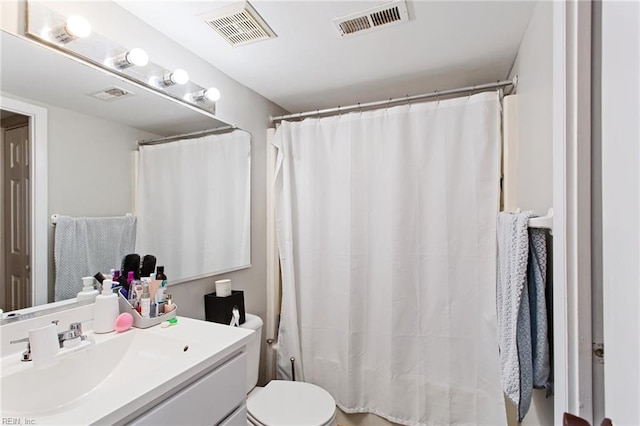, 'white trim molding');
552,0,593,422
601,0,640,422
